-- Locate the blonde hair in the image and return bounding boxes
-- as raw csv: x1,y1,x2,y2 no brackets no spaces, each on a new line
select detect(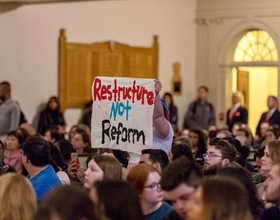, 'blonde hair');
234,91,245,106
267,140,280,162
199,176,252,220
0,173,37,220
